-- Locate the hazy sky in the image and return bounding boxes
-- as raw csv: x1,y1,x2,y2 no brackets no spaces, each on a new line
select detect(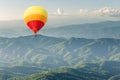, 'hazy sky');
0,0,120,20
0,0,120,37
